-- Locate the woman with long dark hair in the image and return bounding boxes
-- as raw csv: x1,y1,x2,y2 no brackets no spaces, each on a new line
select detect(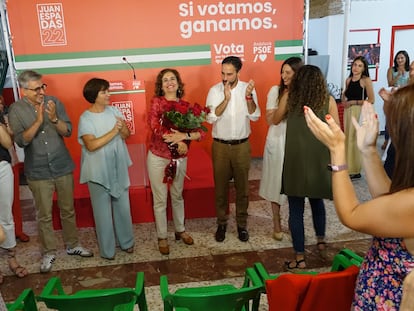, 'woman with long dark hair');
342,56,375,179
282,65,339,269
